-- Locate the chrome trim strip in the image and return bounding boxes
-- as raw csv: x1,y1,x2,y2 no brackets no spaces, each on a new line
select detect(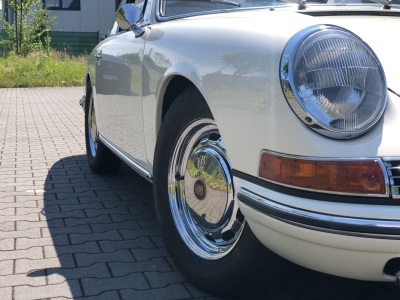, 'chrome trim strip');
237,188,400,238
258,150,390,198
98,134,153,181
382,158,400,199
